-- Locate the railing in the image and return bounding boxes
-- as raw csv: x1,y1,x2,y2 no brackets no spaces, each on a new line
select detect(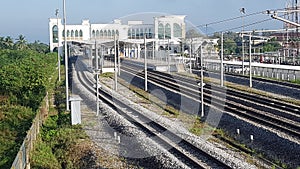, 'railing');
10,93,49,169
